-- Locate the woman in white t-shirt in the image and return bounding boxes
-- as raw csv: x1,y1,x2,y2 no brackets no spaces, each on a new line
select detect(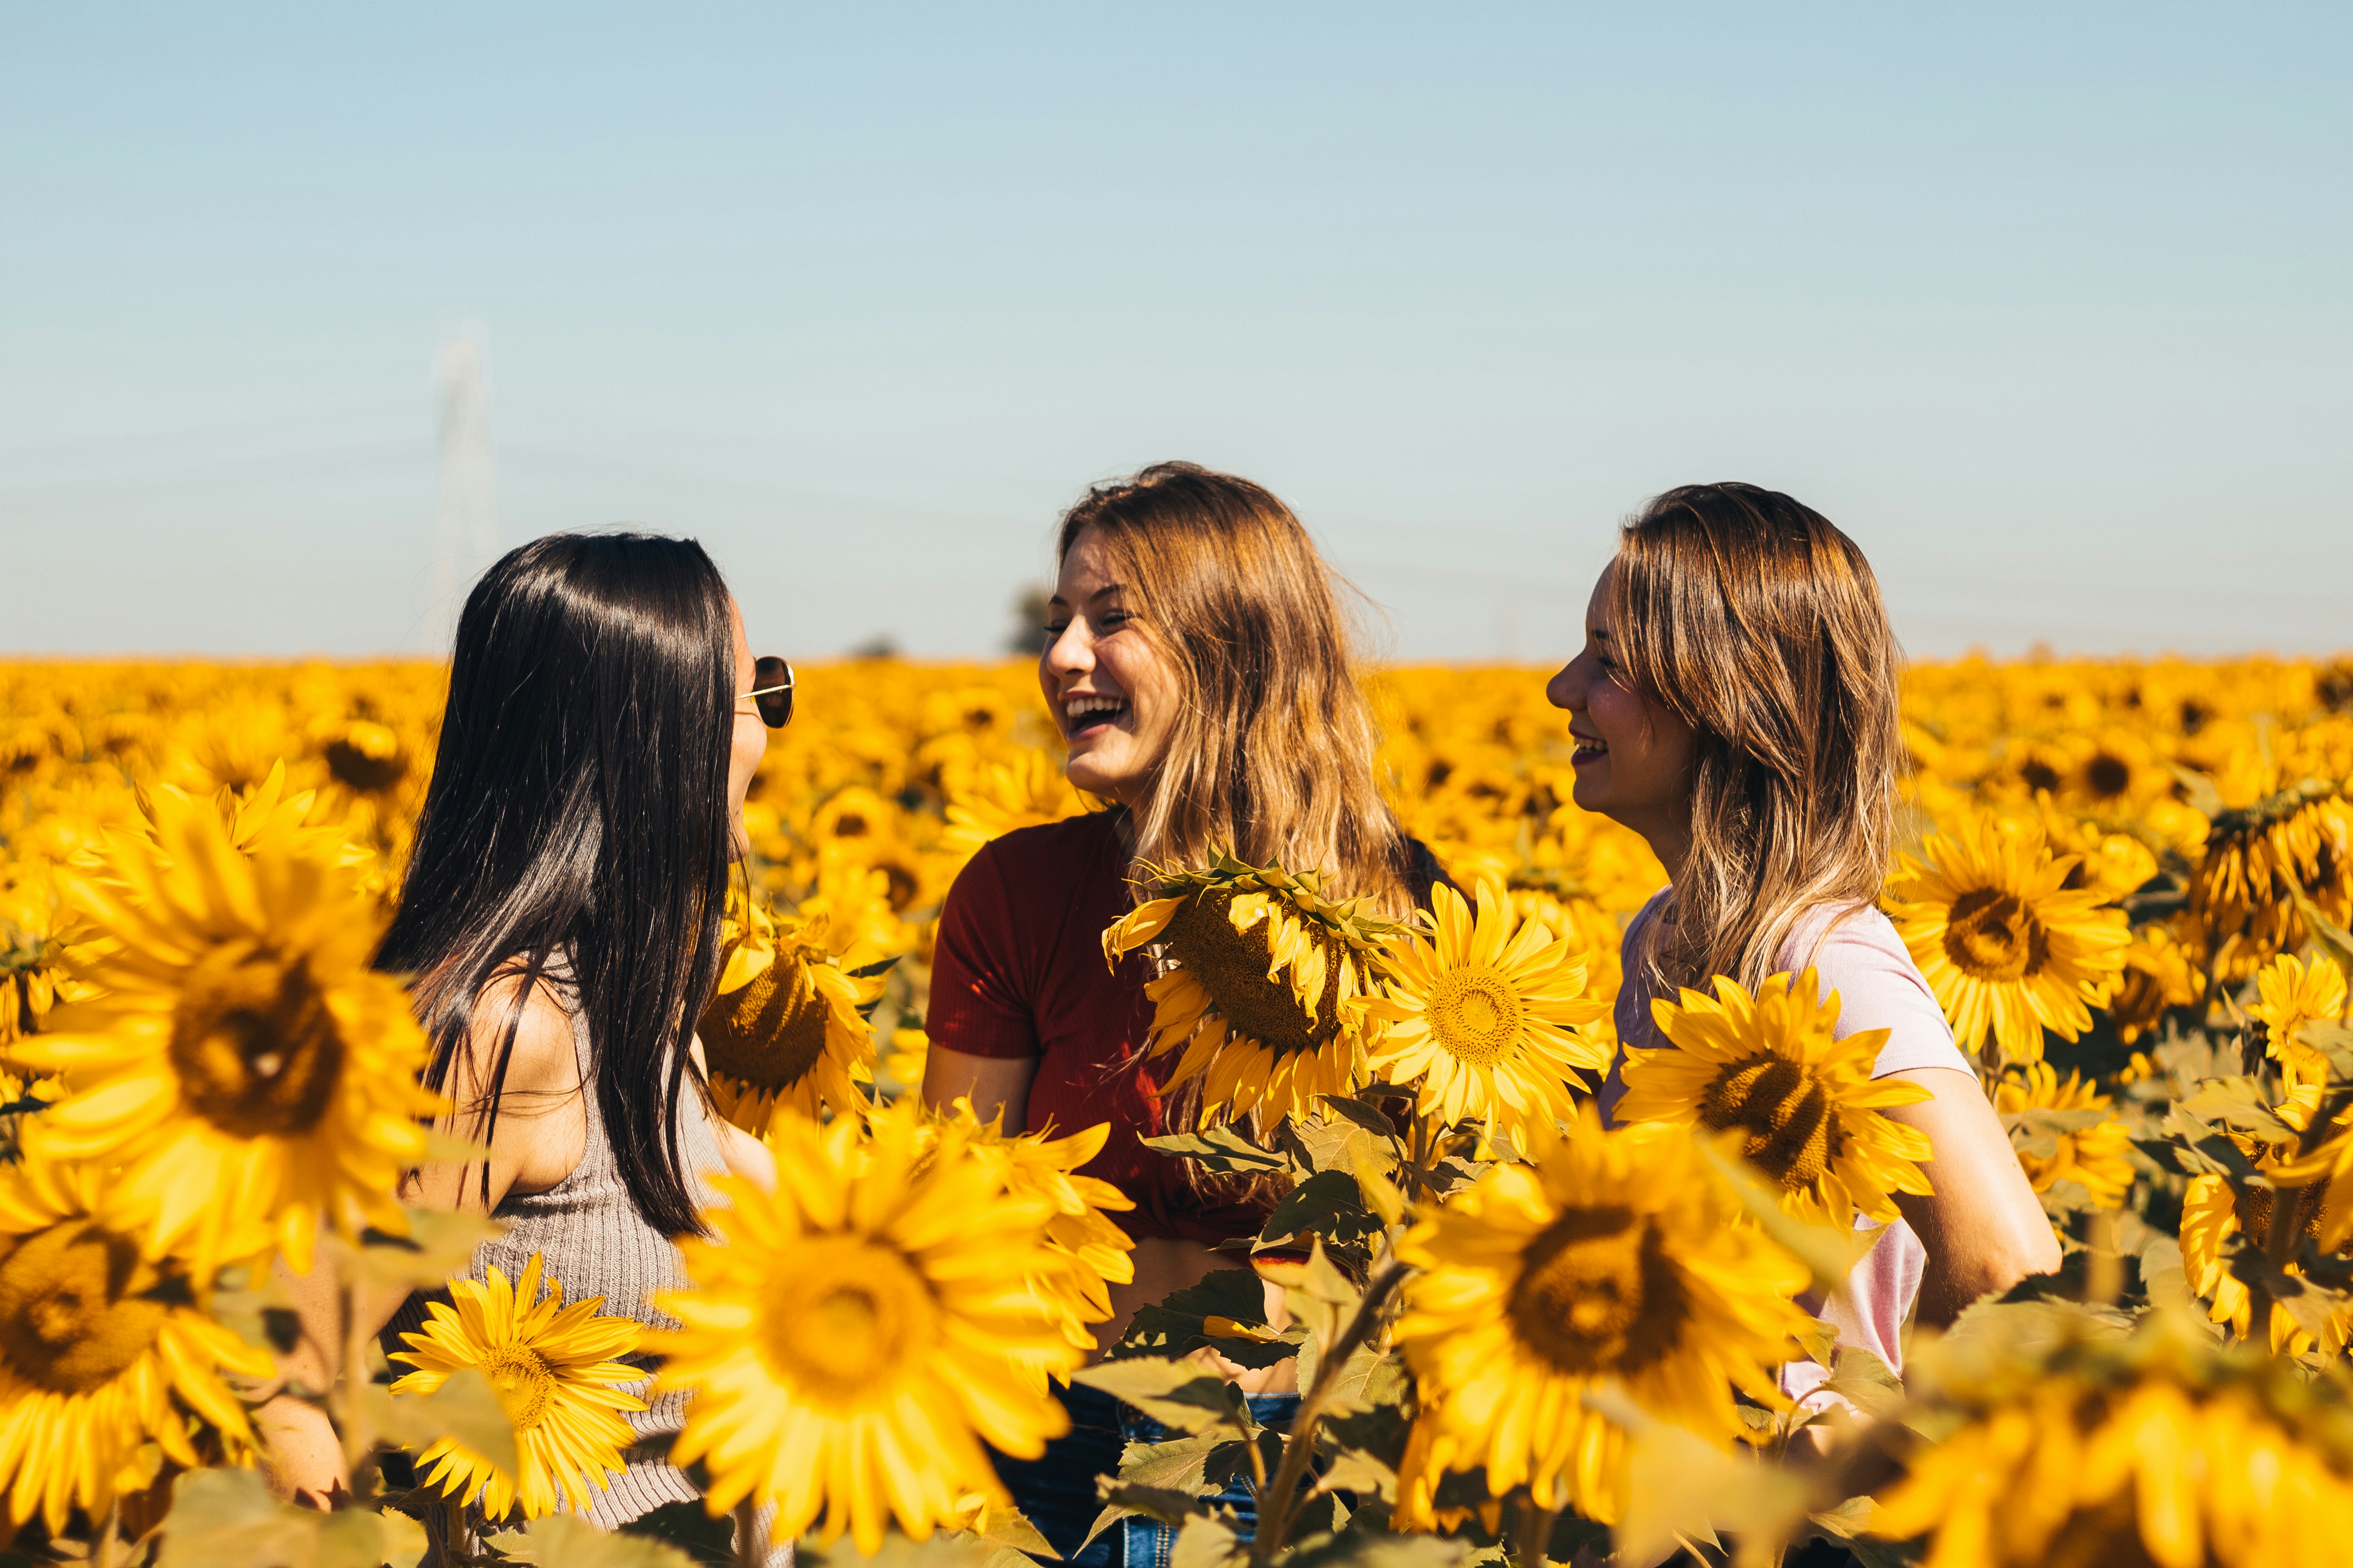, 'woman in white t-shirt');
1549,482,2058,1404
